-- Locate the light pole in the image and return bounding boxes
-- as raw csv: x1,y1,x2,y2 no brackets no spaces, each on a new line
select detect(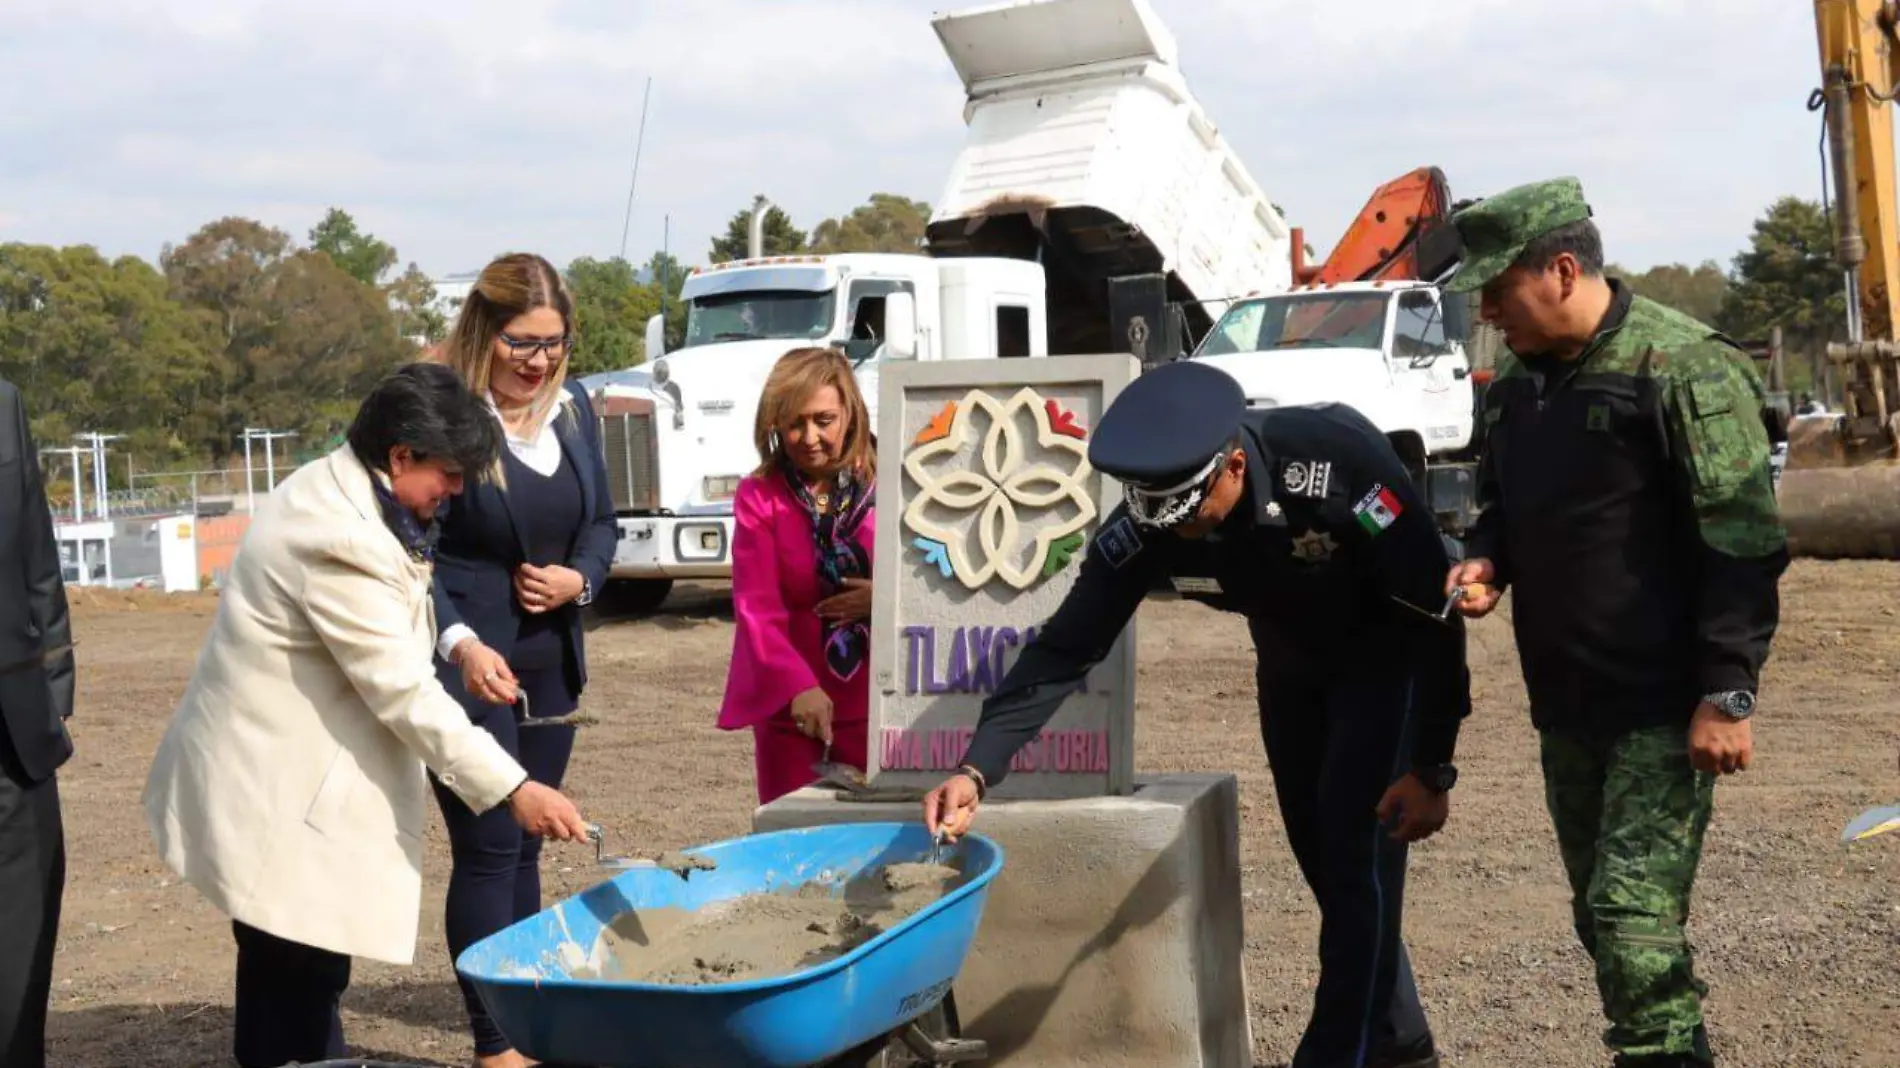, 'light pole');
242,427,256,512
240,428,298,510
75,432,122,519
